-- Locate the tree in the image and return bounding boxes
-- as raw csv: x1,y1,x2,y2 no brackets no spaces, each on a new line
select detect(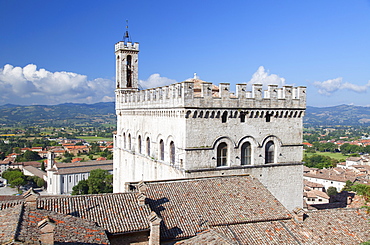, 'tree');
341,180,353,192
88,169,113,194
11,177,26,191
327,186,338,197
303,154,337,169
2,169,26,191
72,169,113,195
2,168,23,182
62,157,72,163
0,152,5,160
41,161,46,171
72,179,89,195
340,143,362,155
16,150,41,162
36,177,45,187
351,184,370,213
